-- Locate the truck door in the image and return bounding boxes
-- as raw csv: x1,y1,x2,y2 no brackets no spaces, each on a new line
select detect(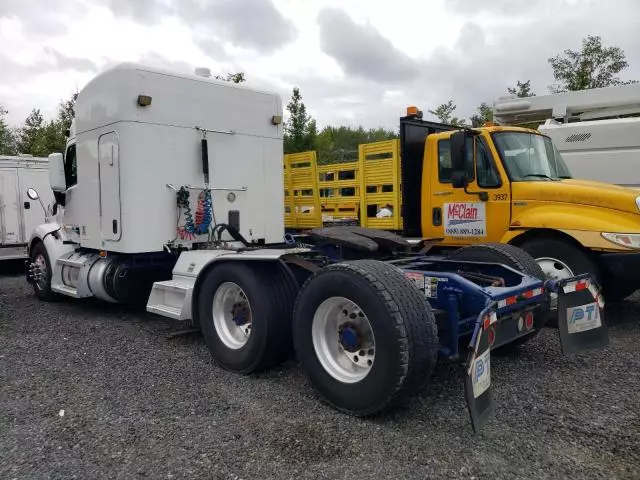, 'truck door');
0,168,22,244
428,134,511,245
98,132,122,241
19,166,53,241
